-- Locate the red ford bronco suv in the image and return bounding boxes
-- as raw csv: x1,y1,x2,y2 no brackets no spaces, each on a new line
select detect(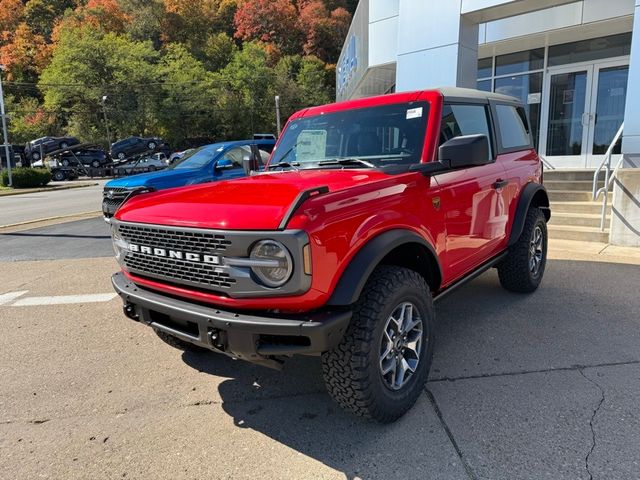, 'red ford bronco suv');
110,88,550,422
